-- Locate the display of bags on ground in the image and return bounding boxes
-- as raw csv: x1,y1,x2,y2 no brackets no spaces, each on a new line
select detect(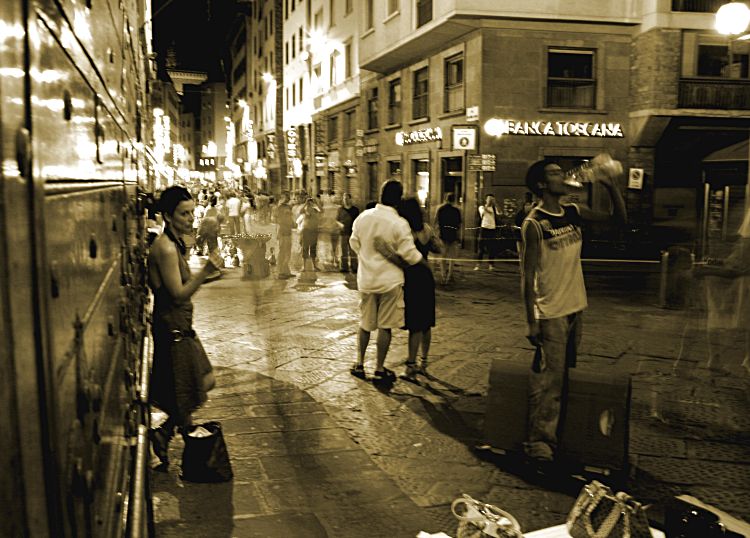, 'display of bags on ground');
181,421,233,483
567,481,652,538
451,494,523,538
